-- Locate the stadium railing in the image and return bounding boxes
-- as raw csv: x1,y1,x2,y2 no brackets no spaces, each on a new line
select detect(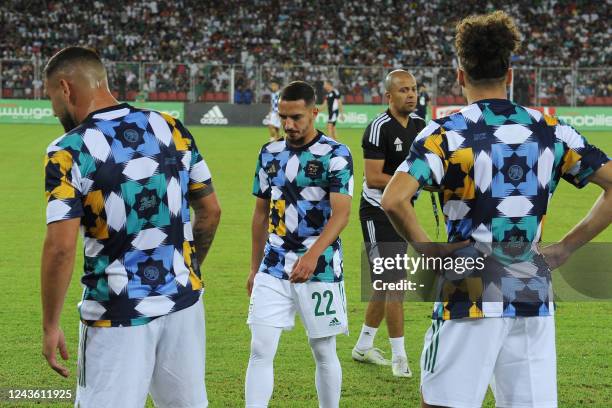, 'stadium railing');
1,58,609,107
